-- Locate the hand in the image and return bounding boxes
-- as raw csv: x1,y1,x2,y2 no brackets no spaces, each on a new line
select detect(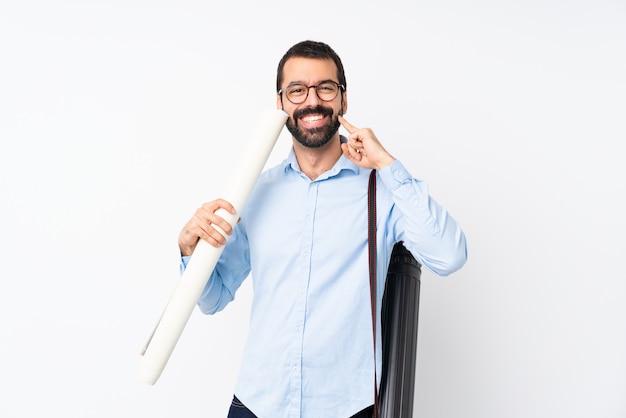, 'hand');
177,199,238,256
339,116,396,170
